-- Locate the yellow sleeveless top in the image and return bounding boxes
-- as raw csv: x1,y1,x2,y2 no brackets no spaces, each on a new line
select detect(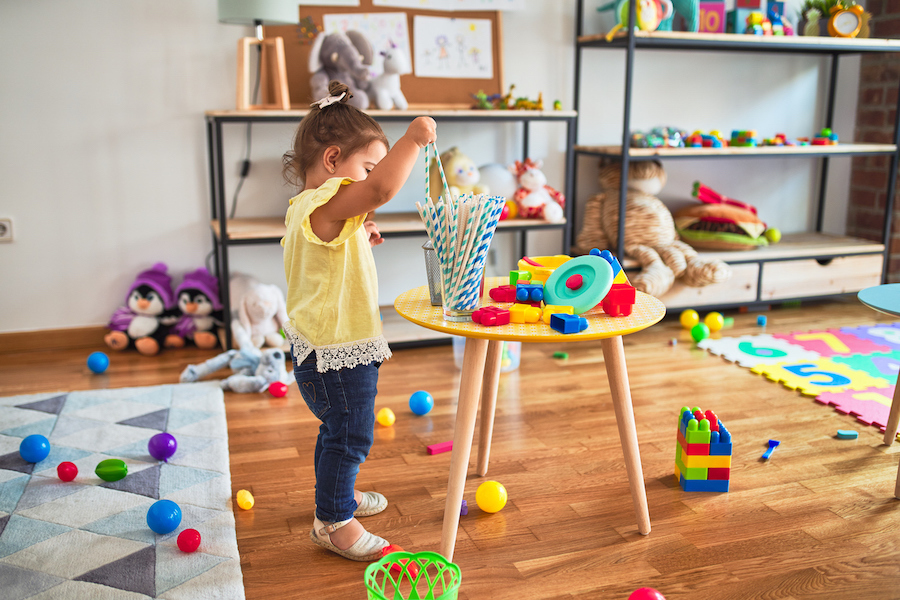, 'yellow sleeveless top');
282,177,391,372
